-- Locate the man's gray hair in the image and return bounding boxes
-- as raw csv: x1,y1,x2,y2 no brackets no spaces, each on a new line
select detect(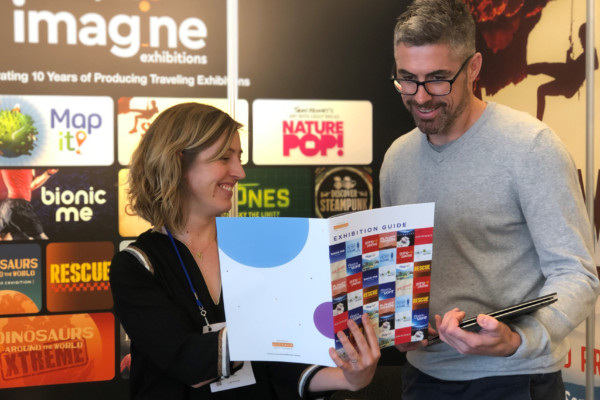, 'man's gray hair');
394,0,476,60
